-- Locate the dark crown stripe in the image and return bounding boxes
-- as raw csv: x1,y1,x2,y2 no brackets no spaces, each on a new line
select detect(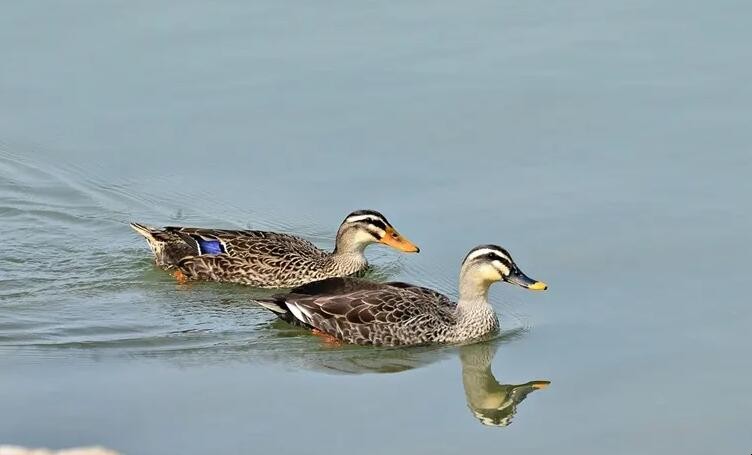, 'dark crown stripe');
344,210,390,226
463,245,513,265
347,209,386,218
